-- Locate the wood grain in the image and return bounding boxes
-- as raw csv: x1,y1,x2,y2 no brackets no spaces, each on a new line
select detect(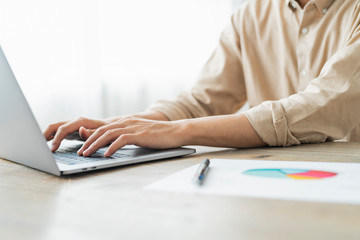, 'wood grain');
0,142,359,240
